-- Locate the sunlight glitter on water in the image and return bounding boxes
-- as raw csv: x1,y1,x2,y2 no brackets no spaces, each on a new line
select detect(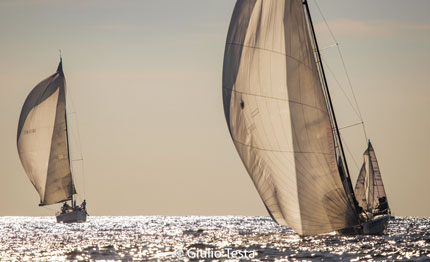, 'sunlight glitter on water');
0,216,429,261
